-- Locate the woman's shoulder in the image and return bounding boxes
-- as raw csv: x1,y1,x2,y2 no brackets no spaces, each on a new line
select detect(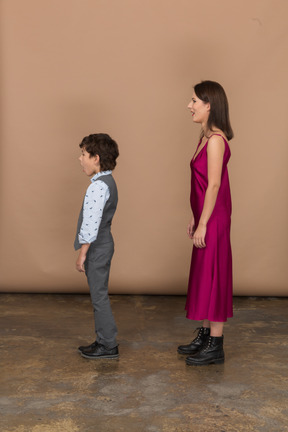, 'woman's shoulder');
206,132,227,156
208,130,228,143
